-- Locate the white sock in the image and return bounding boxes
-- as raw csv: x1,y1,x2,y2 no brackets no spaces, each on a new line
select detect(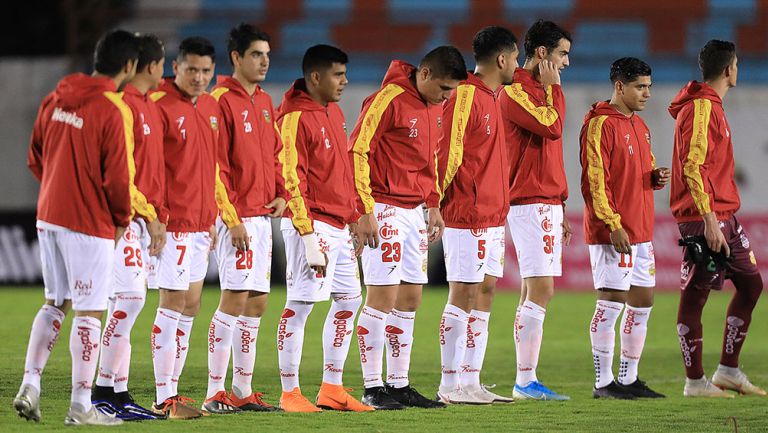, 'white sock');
70,316,101,411
171,314,194,396
232,315,260,399
114,343,130,393
22,304,65,393
152,308,181,403
385,309,415,389
322,293,362,385
589,300,624,388
206,310,236,398
96,292,145,389
513,306,521,378
277,301,313,392
618,305,652,385
439,304,468,391
460,309,490,388
515,300,546,386
357,306,388,389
